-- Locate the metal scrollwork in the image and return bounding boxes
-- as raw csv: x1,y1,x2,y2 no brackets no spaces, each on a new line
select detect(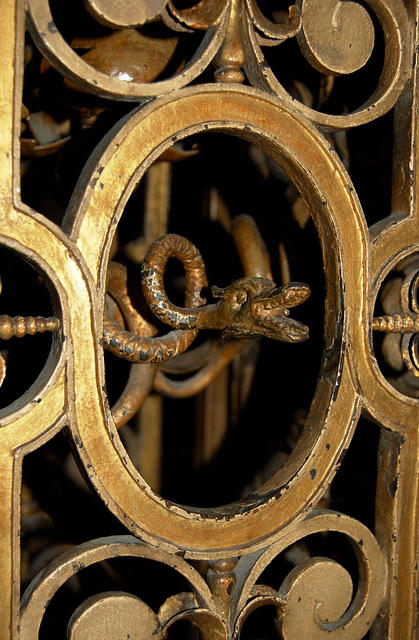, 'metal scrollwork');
25,0,412,128
234,510,386,639
244,1,302,44
26,0,230,99
244,0,412,130
19,510,385,640
295,0,376,76
52,83,369,564
19,535,216,640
